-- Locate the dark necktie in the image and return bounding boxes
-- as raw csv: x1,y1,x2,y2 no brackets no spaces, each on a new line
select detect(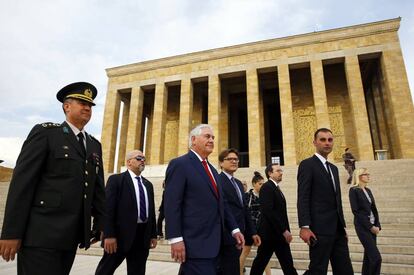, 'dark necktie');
201,160,218,198
231,177,243,205
276,185,285,200
325,161,336,192
77,132,86,156
136,176,147,222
